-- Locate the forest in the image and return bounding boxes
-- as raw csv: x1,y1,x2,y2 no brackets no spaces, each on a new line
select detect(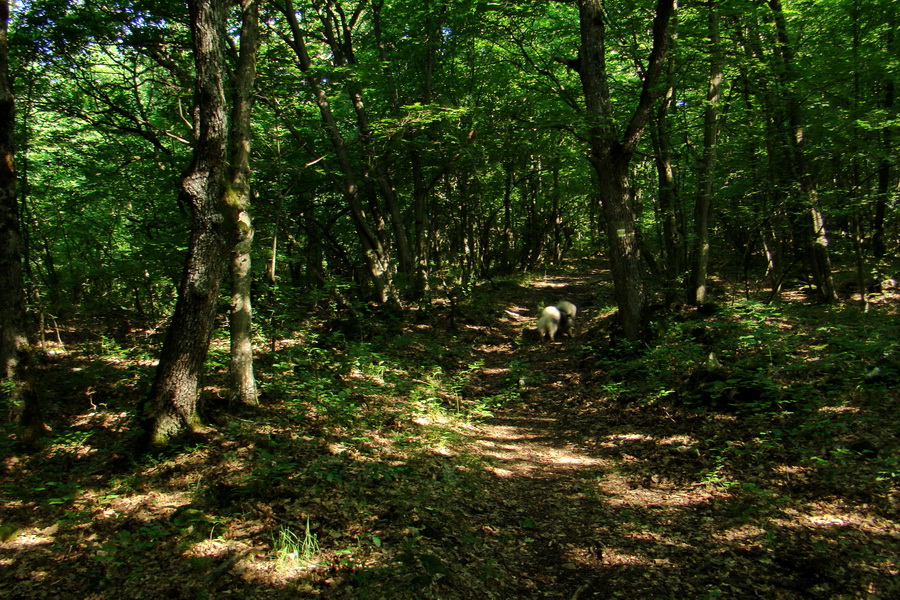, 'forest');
1,0,898,598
